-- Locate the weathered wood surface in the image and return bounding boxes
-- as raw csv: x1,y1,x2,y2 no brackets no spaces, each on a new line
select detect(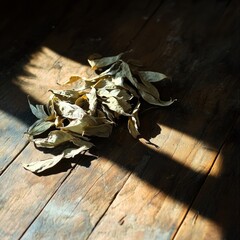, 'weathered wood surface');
0,0,77,174
174,117,240,240
0,0,239,239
